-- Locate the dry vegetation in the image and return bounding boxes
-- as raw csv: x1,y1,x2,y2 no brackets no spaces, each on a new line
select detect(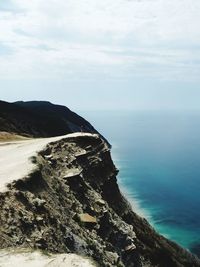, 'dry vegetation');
0,132,29,142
